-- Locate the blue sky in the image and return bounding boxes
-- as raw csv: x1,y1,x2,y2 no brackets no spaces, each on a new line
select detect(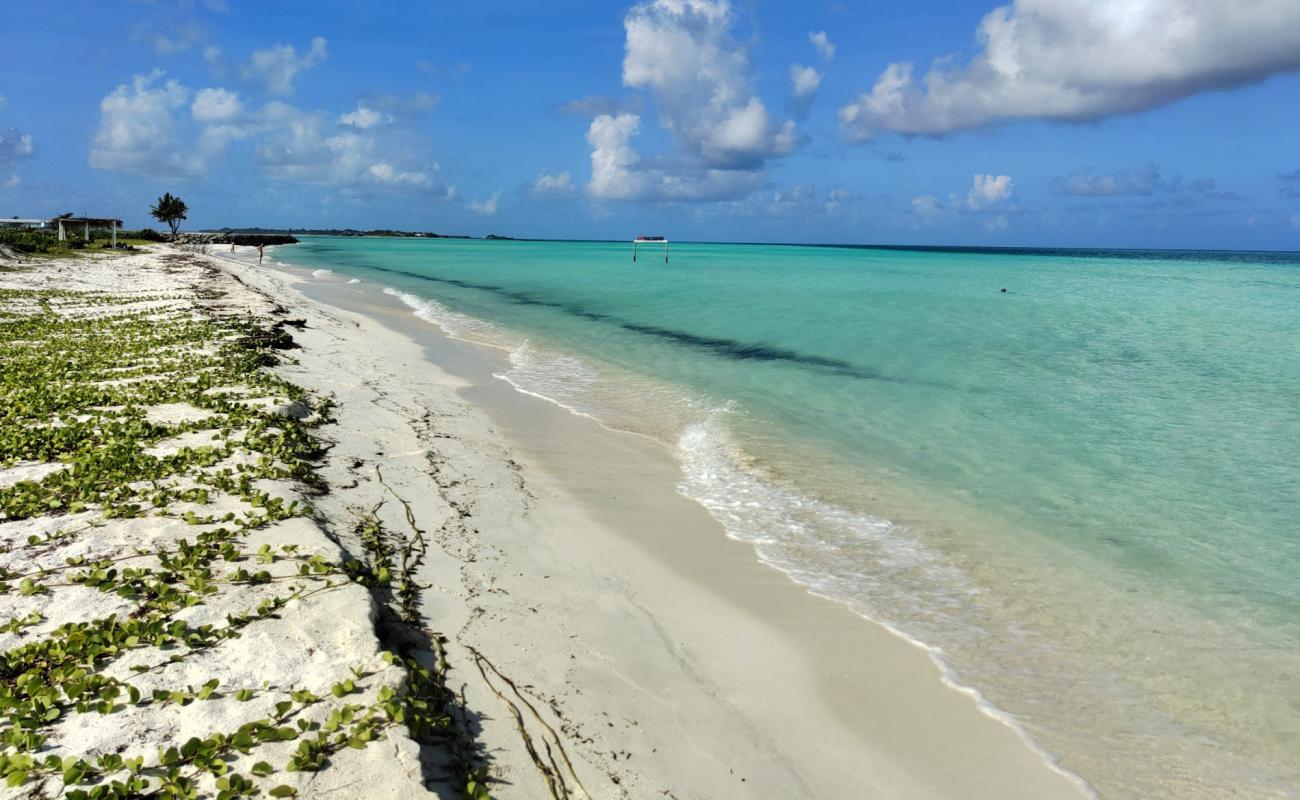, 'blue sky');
2,0,1299,249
